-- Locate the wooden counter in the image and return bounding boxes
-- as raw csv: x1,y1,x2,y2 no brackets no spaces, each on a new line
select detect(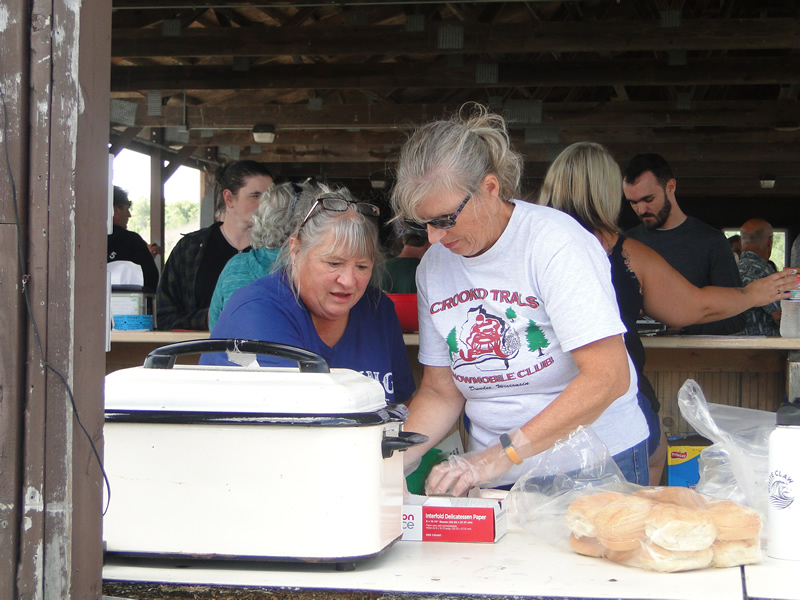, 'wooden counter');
640,336,800,435
106,331,800,436
106,330,212,373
